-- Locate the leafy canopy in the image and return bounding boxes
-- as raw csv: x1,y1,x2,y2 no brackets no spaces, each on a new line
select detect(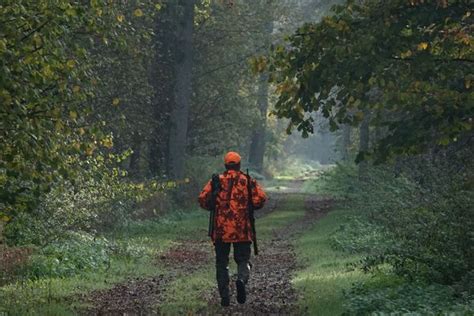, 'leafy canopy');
263,0,473,162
